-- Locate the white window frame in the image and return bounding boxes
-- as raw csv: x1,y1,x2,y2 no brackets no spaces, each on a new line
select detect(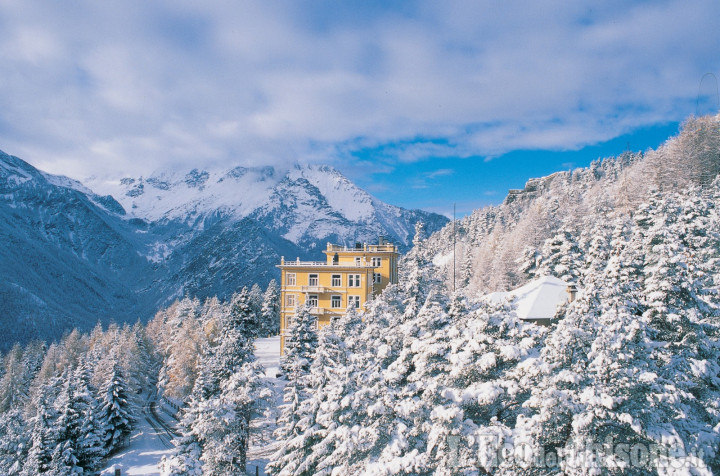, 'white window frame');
348,274,361,287
285,294,296,307
286,273,296,286
374,273,382,284
355,257,361,266
331,274,341,287
331,295,342,308
307,294,318,308
308,274,319,286
348,295,361,309
372,257,382,267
